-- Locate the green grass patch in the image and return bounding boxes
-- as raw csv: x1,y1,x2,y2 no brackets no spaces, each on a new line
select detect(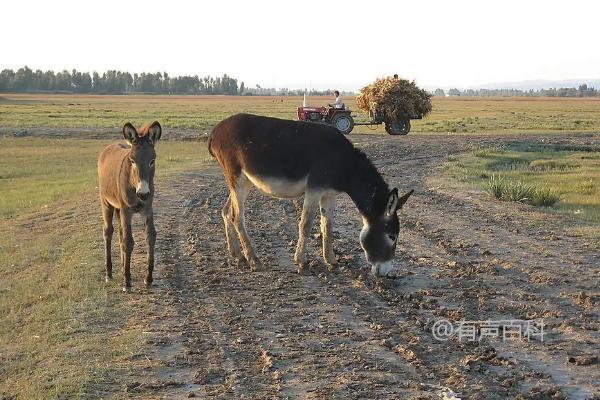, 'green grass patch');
444,141,600,228
528,159,580,172
0,137,212,218
472,146,502,158
485,175,560,206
